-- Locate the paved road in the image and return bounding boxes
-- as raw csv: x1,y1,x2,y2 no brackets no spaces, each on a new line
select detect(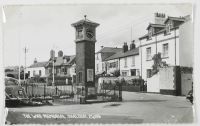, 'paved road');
6,92,194,124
